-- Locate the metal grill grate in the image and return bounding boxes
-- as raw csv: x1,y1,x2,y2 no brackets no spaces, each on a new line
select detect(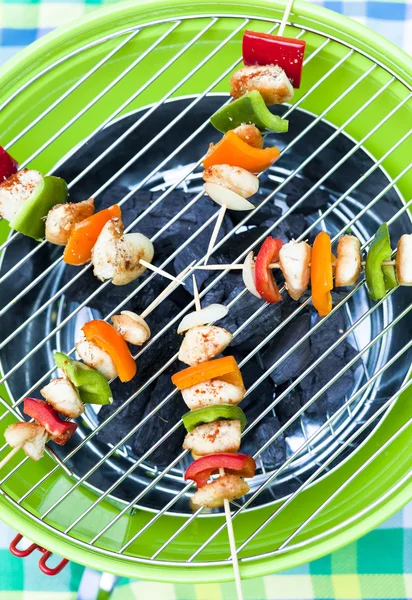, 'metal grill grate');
0,11,411,571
